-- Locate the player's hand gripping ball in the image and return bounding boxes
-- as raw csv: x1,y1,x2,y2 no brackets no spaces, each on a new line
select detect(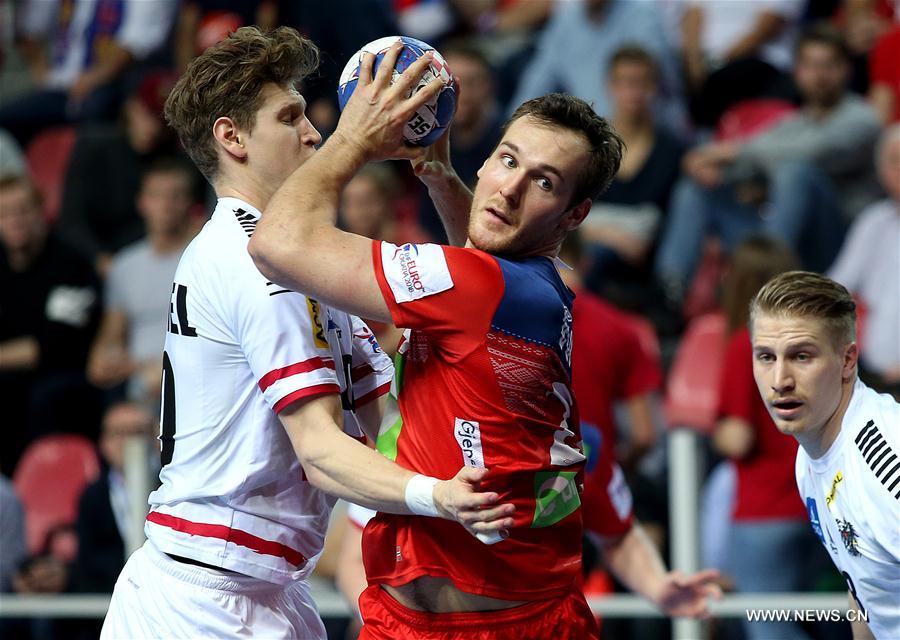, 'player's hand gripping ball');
337,36,457,146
